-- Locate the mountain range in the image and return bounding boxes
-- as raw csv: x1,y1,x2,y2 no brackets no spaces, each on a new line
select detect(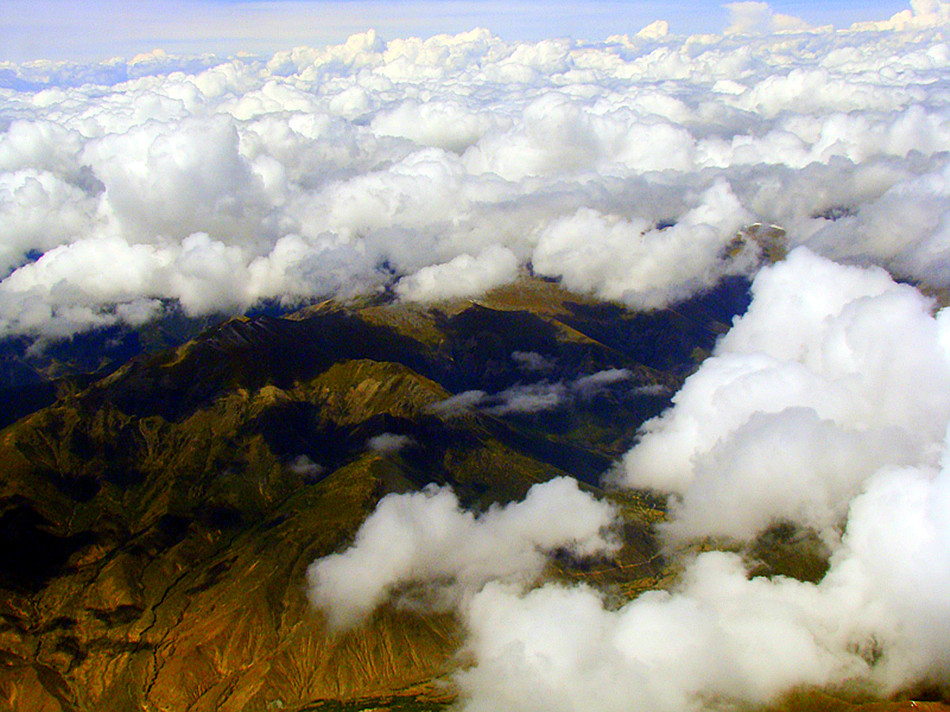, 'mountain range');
0,271,940,712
